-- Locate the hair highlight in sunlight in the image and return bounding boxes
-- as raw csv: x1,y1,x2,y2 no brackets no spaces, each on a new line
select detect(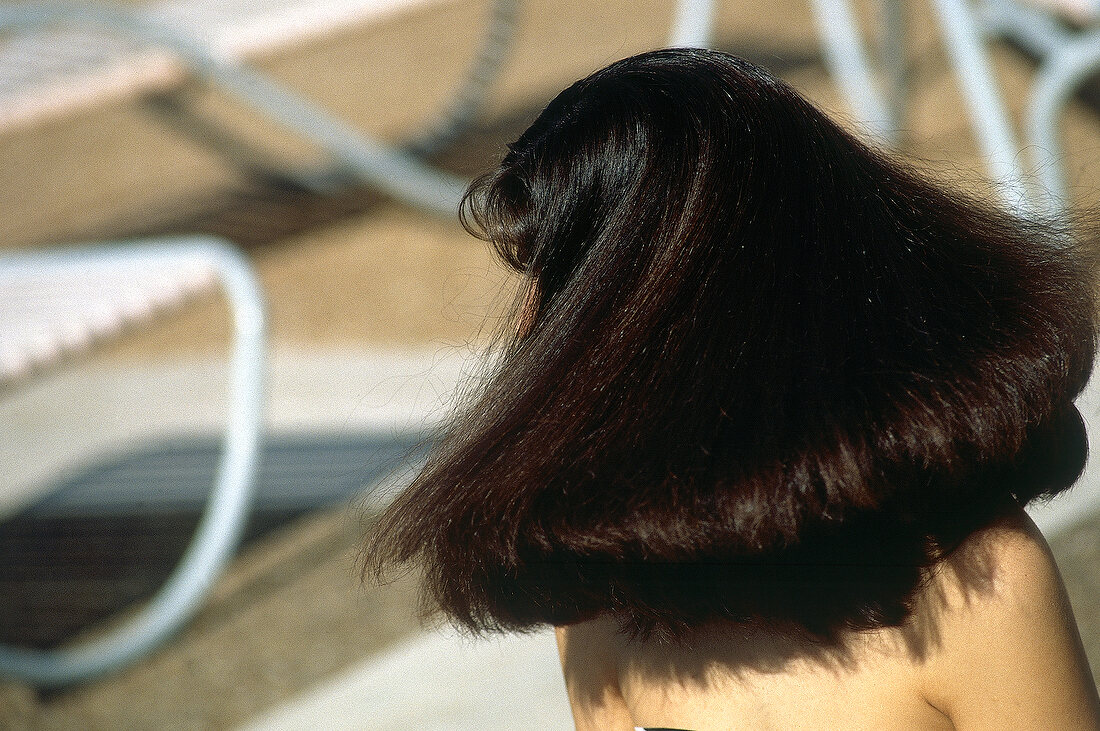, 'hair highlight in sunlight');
364,48,1098,642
